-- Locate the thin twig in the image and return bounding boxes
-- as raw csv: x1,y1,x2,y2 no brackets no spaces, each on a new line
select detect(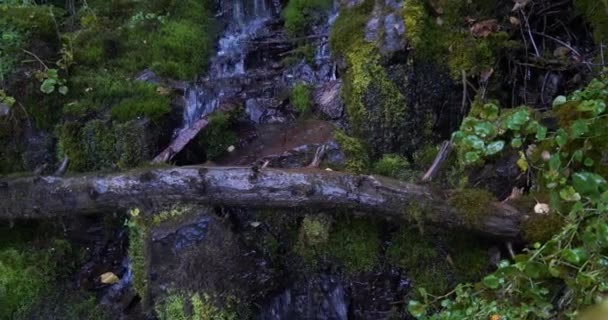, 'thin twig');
532,31,583,59
521,9,540,57
461,69,467,114
421,141,453,183
21,49,49,70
